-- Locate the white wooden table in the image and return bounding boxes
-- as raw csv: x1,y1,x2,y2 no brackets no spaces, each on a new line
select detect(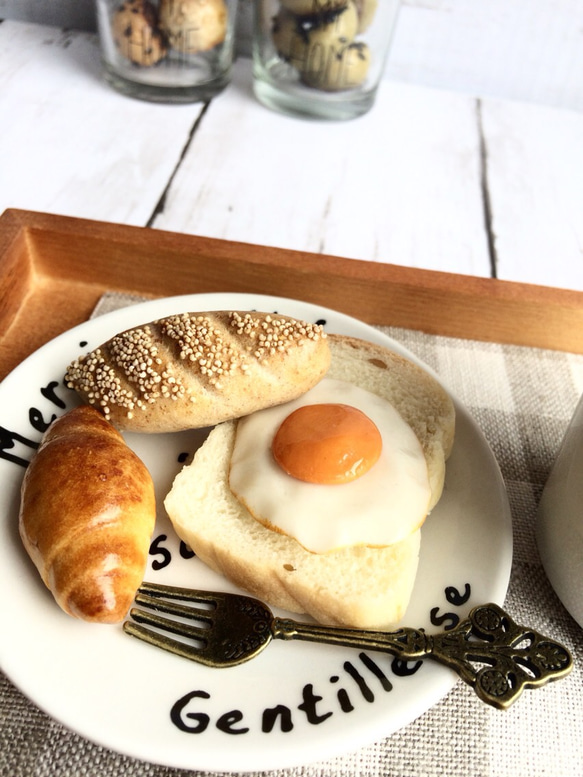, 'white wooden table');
1,18,582,292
